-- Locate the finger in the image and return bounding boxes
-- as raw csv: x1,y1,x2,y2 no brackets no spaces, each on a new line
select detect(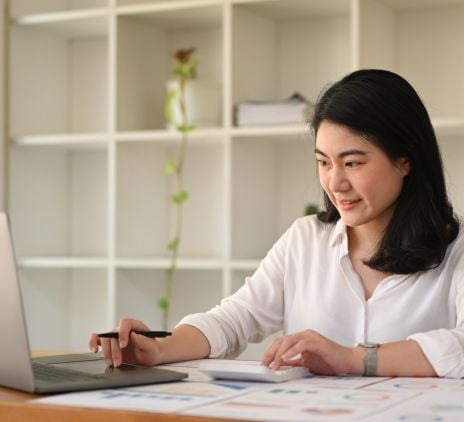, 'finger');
281,340,317,361
281,356,305,367
118,318,150,348
111,337,123,367
271,335,300,369
100,337,113,366
261,337,285,367
88,333,100,353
